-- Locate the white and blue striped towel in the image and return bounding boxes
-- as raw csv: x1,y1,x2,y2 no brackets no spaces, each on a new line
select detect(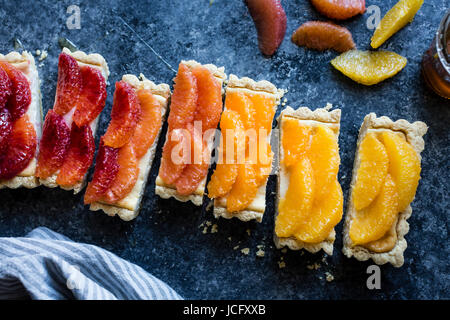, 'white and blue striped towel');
0,227,182,300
